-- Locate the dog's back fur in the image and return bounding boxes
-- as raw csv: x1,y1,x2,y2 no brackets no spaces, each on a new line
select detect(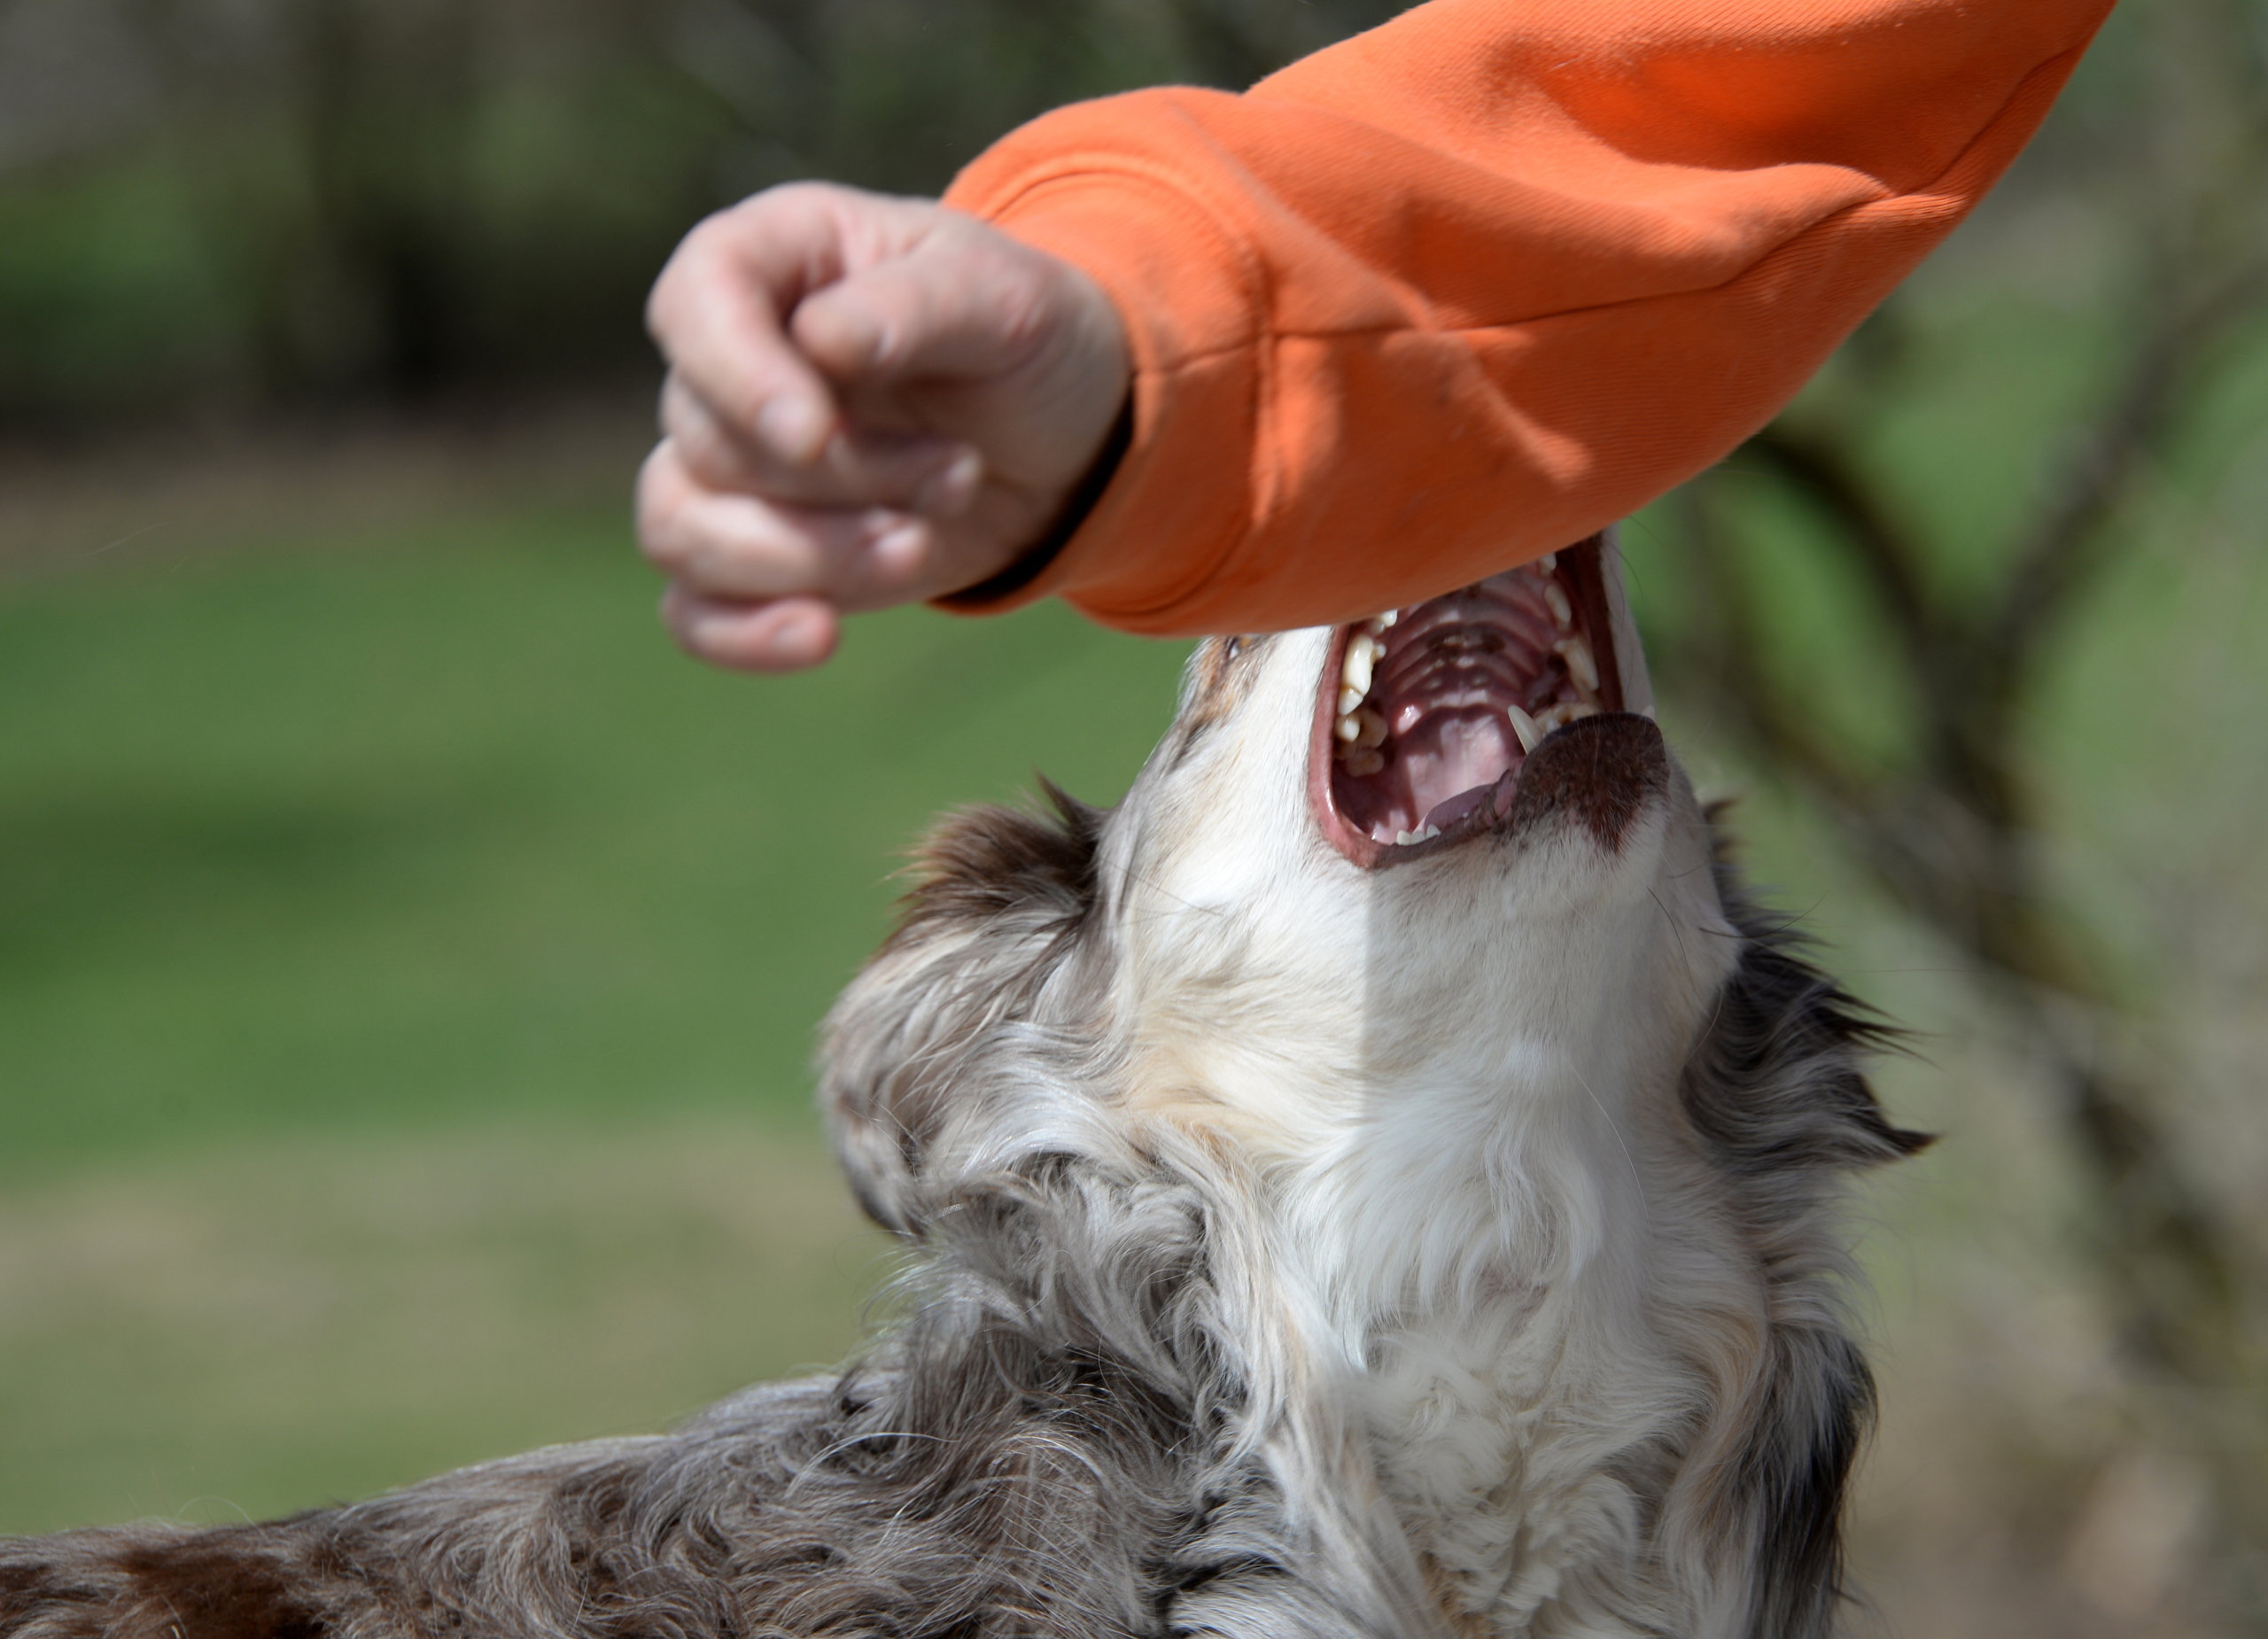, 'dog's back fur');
1,622,1922,1639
